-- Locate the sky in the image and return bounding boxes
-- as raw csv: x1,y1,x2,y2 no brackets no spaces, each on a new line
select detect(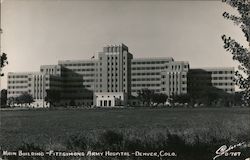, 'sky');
0,0,248,89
